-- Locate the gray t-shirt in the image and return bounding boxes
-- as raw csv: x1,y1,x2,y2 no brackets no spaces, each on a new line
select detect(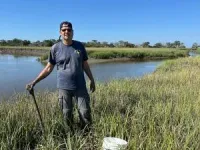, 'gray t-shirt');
48,40,88,90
